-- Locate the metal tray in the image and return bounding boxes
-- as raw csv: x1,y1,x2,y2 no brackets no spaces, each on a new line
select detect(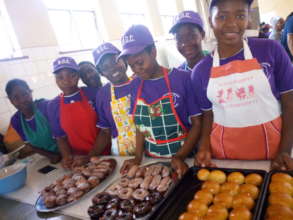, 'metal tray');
151,166,268,220
90,161,178,220
257,170,293,220
35,158,117,212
